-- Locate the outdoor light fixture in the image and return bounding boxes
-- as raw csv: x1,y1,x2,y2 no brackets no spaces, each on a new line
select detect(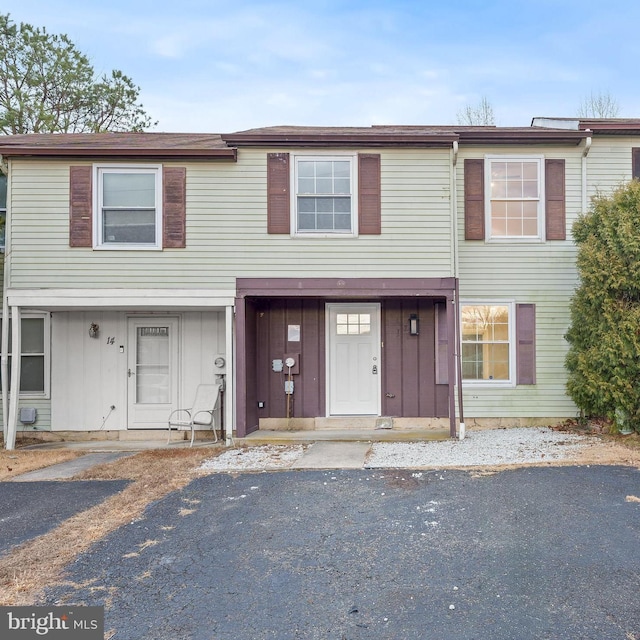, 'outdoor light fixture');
409,314,419,336
89,322,100,338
